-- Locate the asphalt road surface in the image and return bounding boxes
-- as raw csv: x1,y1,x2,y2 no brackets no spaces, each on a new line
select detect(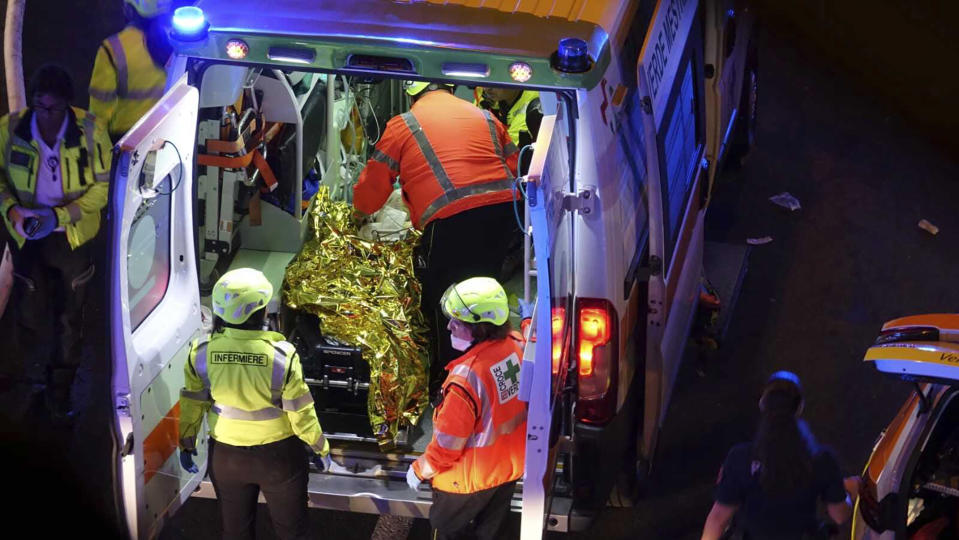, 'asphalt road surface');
3,4,958,540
